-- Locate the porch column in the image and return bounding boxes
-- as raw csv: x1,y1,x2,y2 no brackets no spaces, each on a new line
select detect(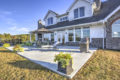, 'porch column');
65,30,68,43
42,34,44,42
30,33,32,42
54,31,58,42
73,28,76,42
35,33,38,41
81,27,83,38
49,33,51,41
